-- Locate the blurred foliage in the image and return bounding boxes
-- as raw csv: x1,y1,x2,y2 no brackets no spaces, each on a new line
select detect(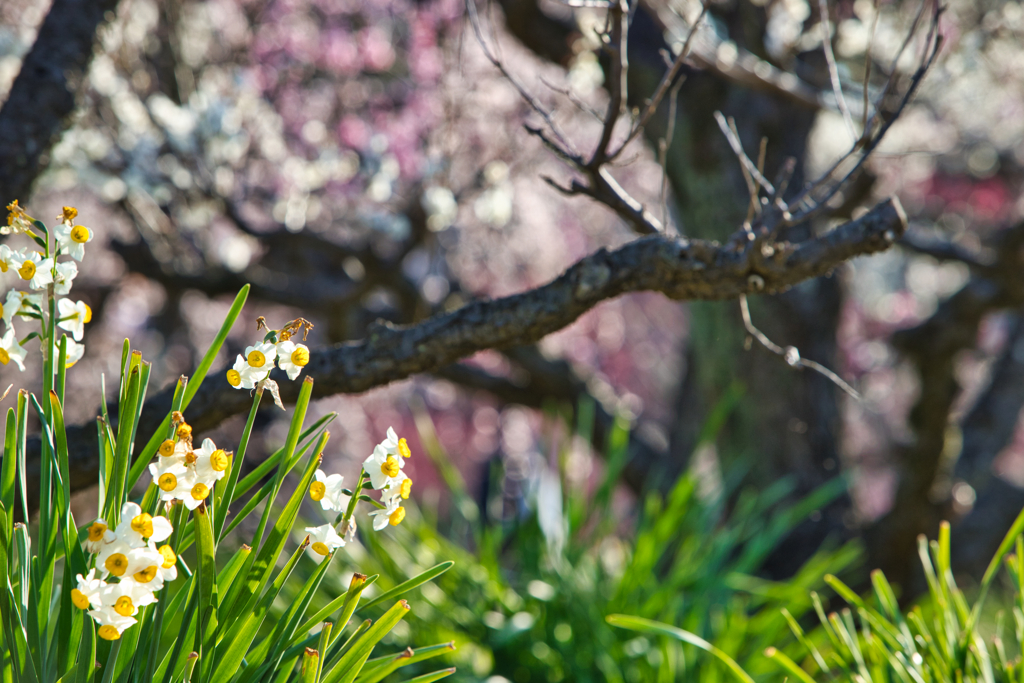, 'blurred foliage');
613,516,1024,683
282,394,860,682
